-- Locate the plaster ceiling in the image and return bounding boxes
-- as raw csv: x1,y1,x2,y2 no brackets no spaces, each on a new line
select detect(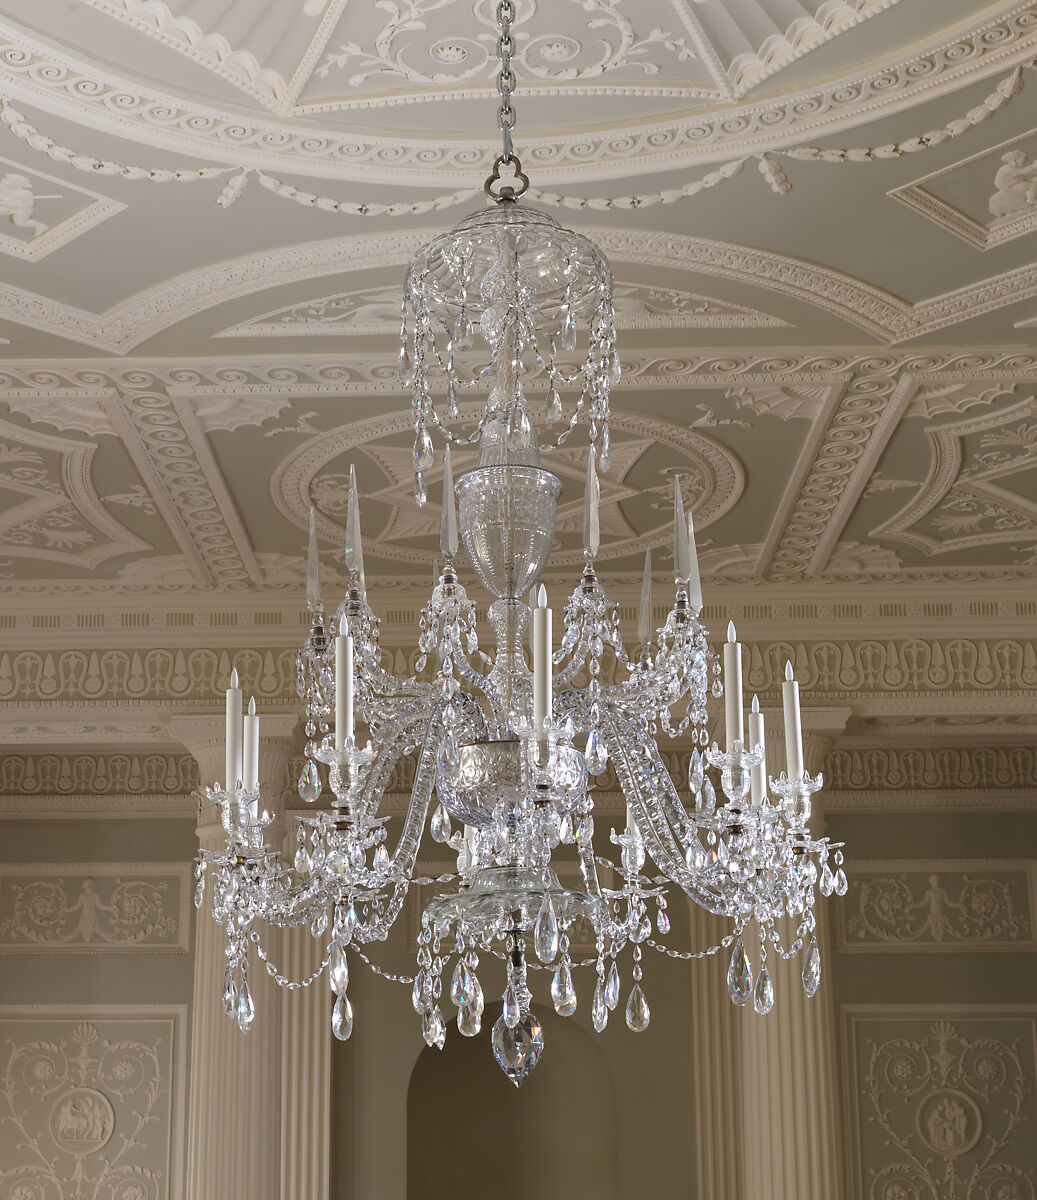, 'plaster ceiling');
0,0,1035,607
